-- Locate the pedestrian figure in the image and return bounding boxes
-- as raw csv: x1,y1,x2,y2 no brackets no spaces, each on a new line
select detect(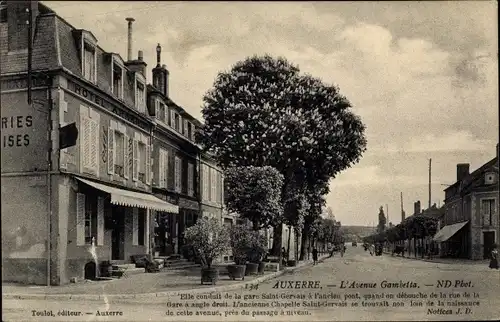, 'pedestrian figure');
281,247,288,267
369,244,374,256
489,244,499,270
312,247,318,265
